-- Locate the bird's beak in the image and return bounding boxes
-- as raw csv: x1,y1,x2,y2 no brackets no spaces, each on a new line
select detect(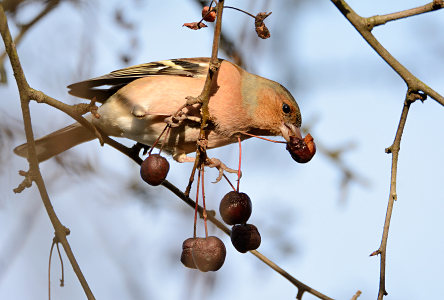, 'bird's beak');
279,123,302,142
